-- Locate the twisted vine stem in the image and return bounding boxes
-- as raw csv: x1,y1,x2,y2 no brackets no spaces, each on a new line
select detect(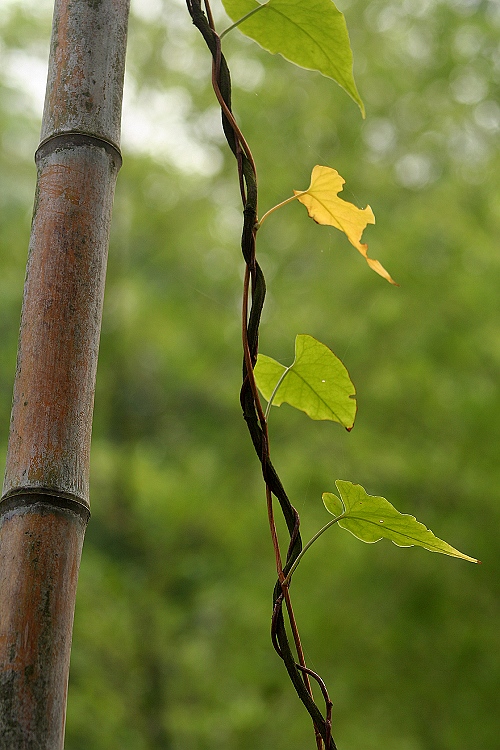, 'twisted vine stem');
186,2,336,746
